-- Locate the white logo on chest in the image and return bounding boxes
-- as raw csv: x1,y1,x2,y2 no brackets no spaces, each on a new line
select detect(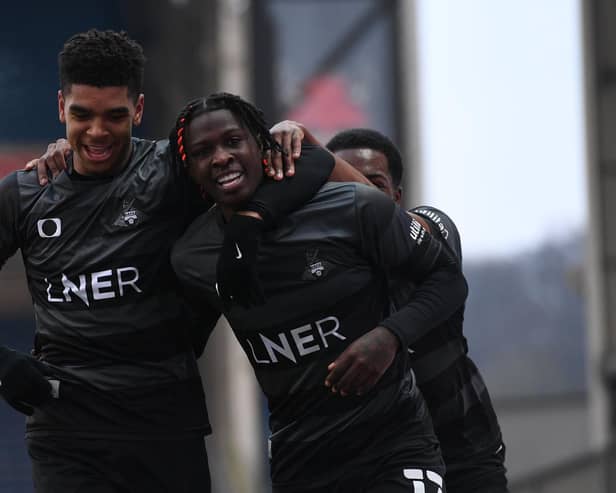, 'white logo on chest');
114,199,144,227
246,316,345,364
45,266,142,307
37,218,62,238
